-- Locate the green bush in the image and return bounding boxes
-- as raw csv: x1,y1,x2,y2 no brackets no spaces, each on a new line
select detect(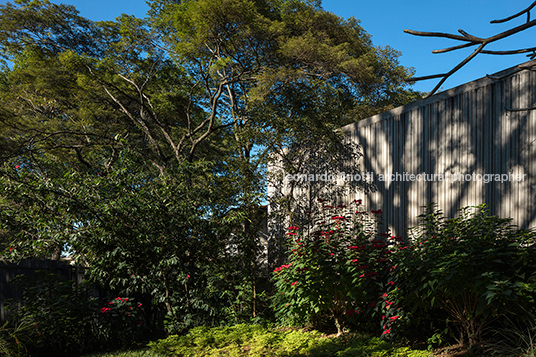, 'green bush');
392,204,536,347
7,271,99,356
271,199,405,337
0,321,28,357
147,324,431,356
95,296,148,349
7,272,158,356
